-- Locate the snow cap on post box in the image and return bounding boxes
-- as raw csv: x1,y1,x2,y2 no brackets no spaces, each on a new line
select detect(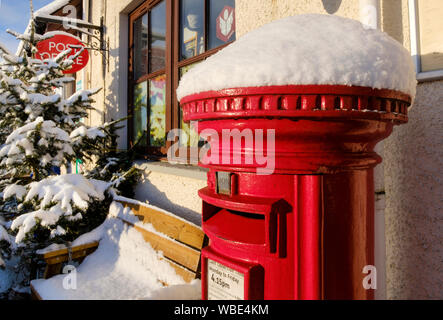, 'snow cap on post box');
177,14,416,101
